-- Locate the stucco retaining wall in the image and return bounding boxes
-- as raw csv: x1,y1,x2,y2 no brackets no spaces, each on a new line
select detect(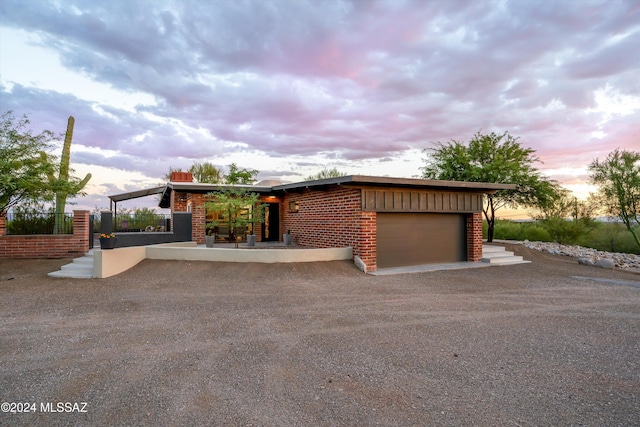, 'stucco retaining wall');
93,242,352,278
